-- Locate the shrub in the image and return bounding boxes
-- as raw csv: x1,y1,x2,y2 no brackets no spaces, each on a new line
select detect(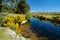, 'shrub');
2,14,27,34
